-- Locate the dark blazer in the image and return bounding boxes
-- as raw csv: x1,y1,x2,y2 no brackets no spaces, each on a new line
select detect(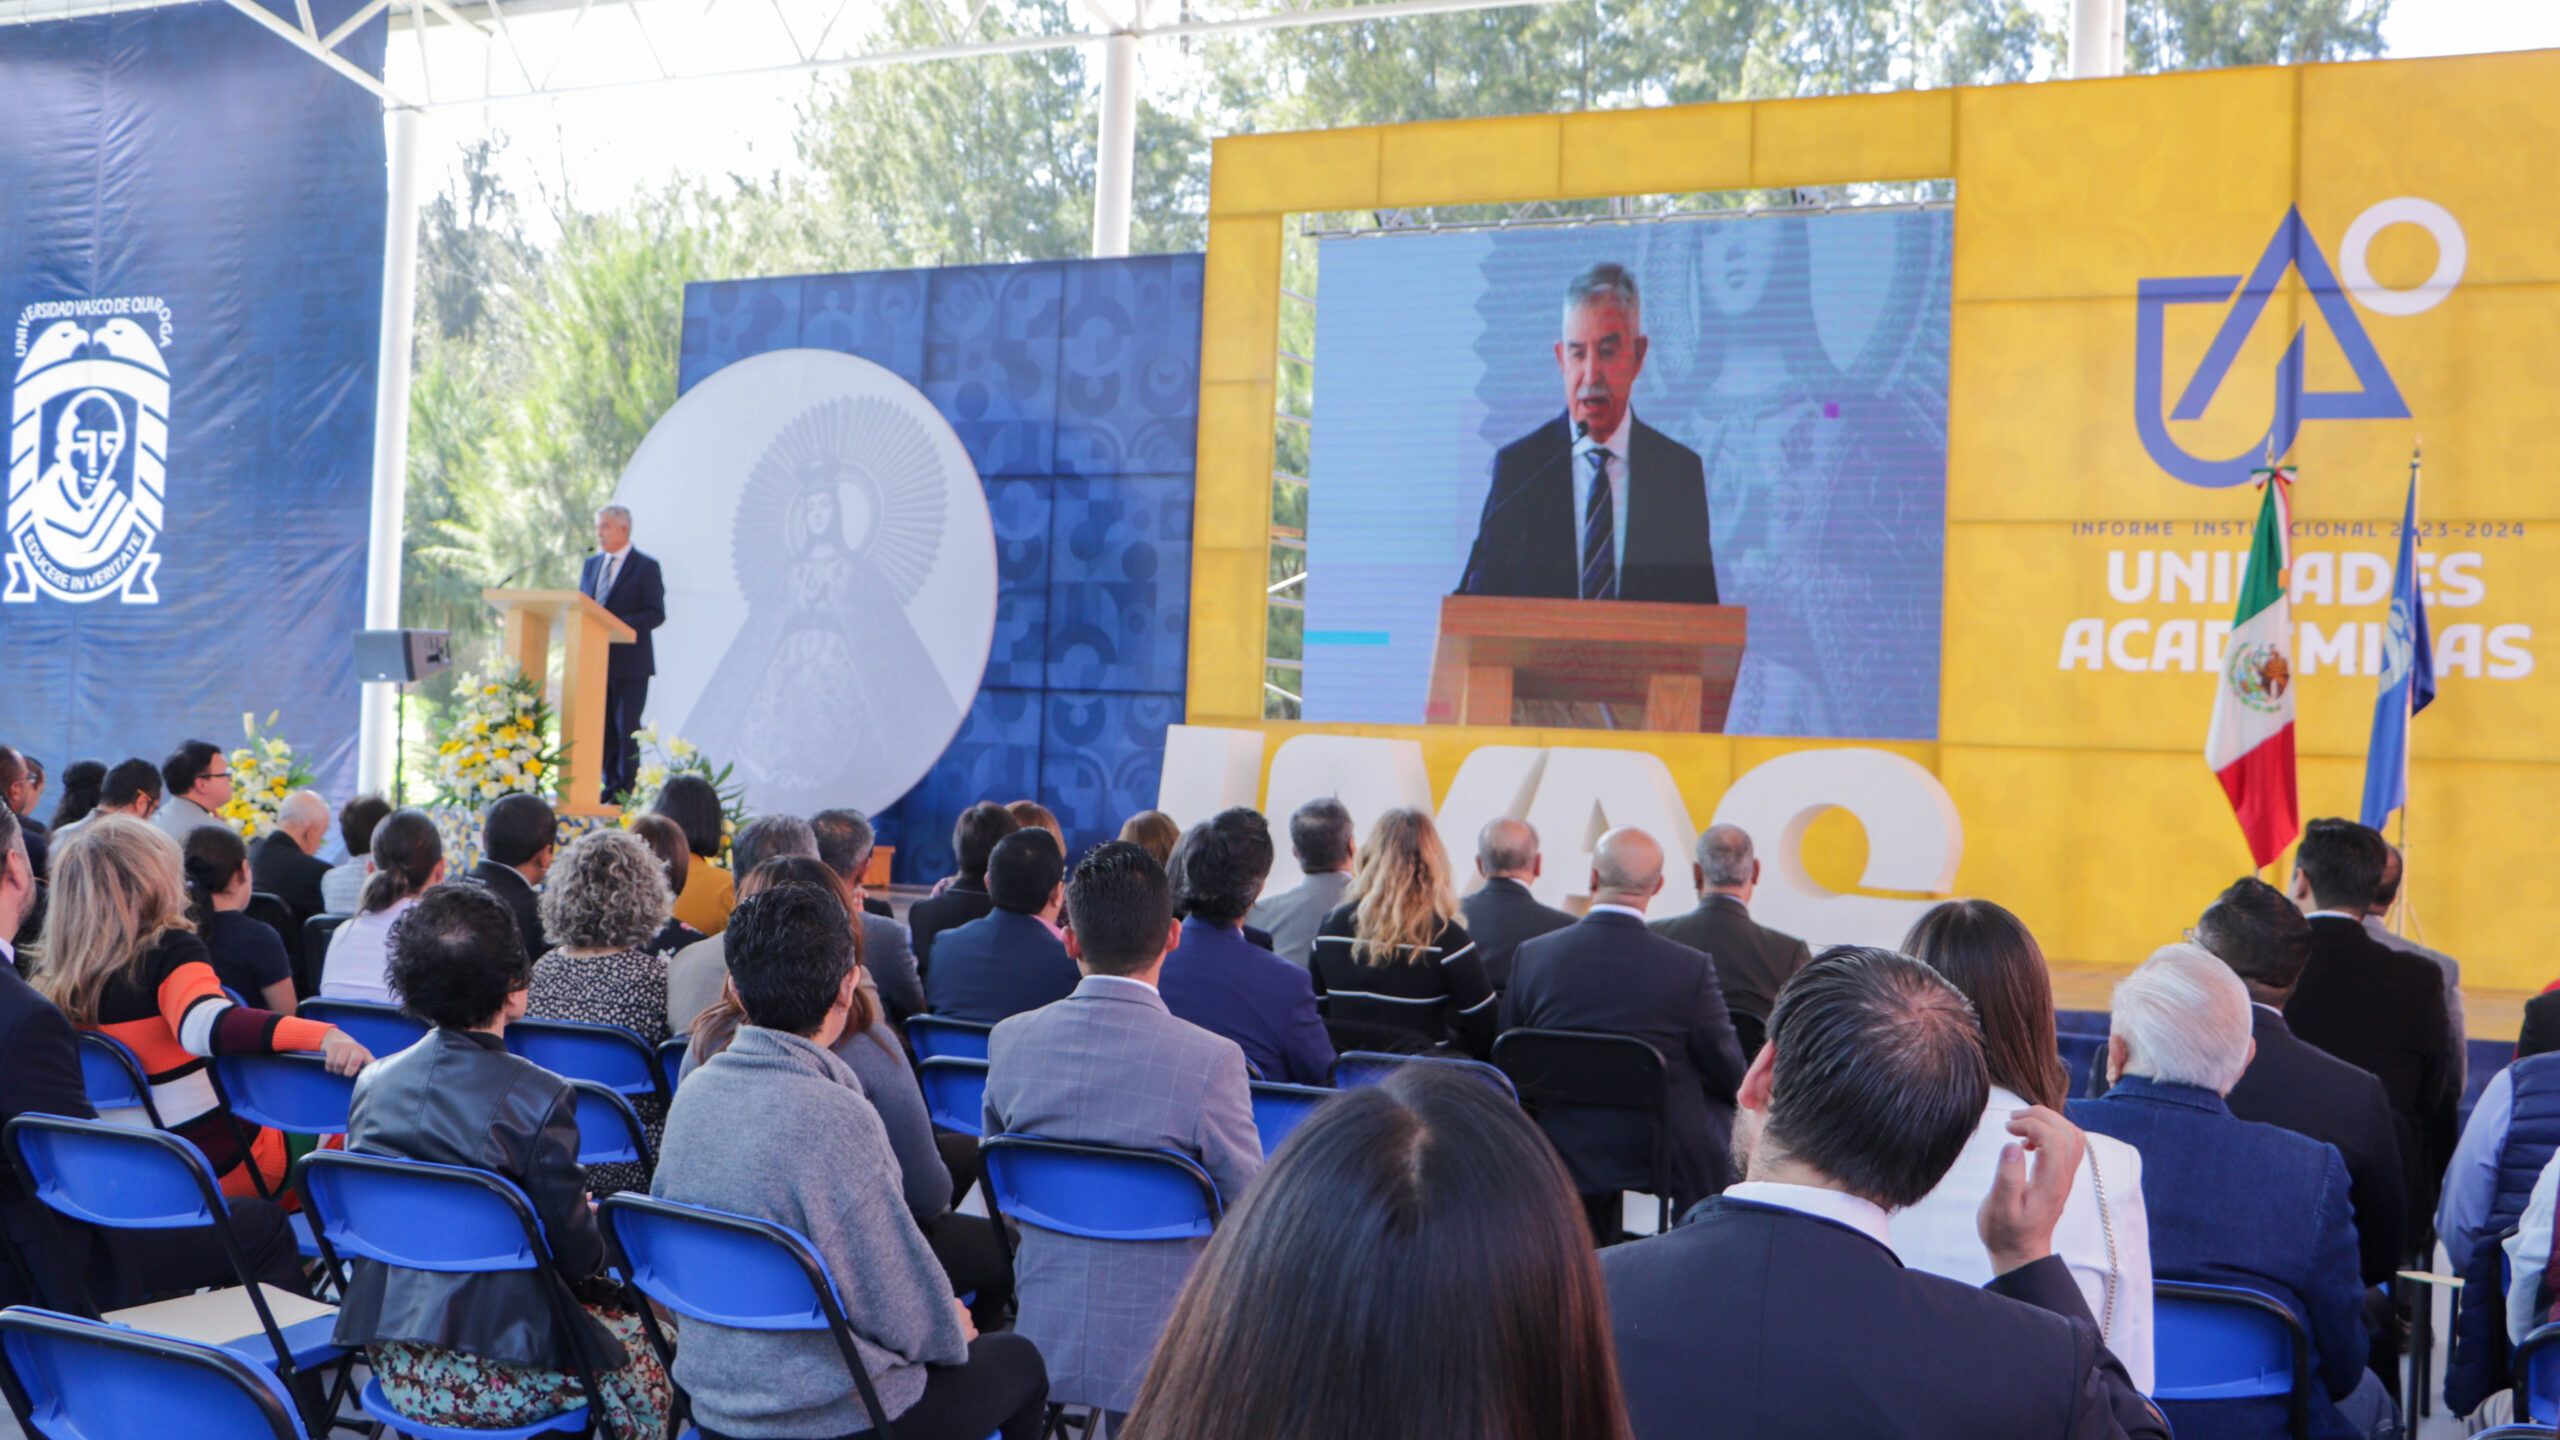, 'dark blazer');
578,547,666,679
1603,1198,2167,1440
249,831,332,929
1501,910,1747,1205
18,817,44,881
1456,413,1717,604
2285,913,2457,1218
1158,917,1335,1086
0,962,106,1308
2071,1078,2369,1440
926,909,1080,1025
467,860,548,968
1461,877,1574,992
2223,1004,2407,1286
909,880,997,980
1648,893,1814,1028
2517,989,2560,1063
